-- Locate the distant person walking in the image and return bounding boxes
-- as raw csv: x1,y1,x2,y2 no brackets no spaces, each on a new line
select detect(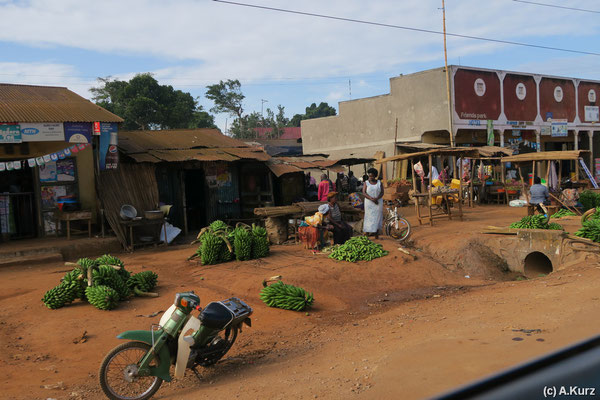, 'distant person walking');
362,168,384,239
348,171,358,193
318,174,336,202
